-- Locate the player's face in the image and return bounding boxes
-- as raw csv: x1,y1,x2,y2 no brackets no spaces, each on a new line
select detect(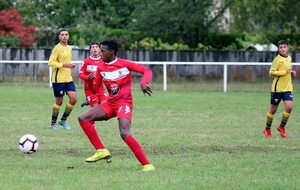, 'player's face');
58,31,69,44
100,45,114,62
278,44,289,57
90,44,100,58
